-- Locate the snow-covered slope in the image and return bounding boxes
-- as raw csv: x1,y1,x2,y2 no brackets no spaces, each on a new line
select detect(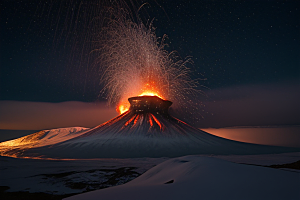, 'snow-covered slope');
65,155,300,200
0,127,88,158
